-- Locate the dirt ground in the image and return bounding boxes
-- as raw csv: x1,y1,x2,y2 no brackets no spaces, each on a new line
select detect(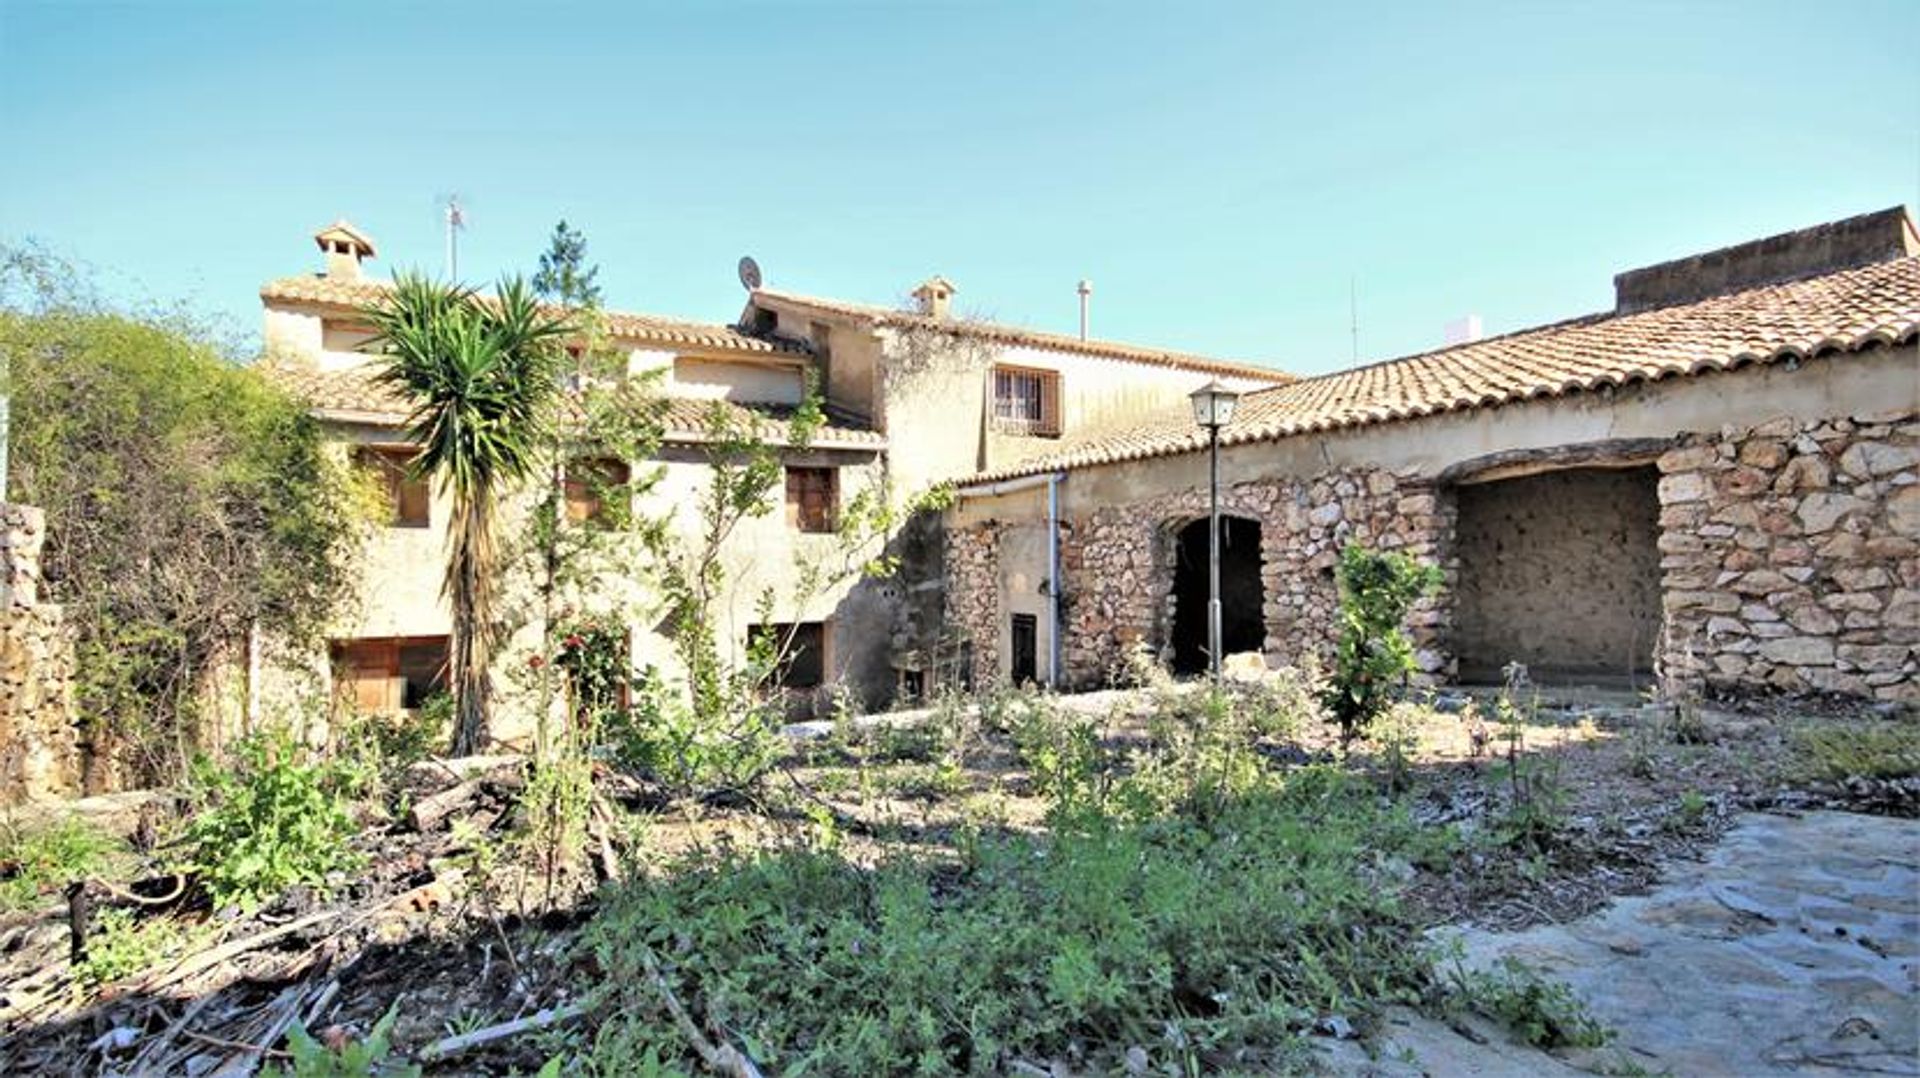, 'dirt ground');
1,681,1912,1075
